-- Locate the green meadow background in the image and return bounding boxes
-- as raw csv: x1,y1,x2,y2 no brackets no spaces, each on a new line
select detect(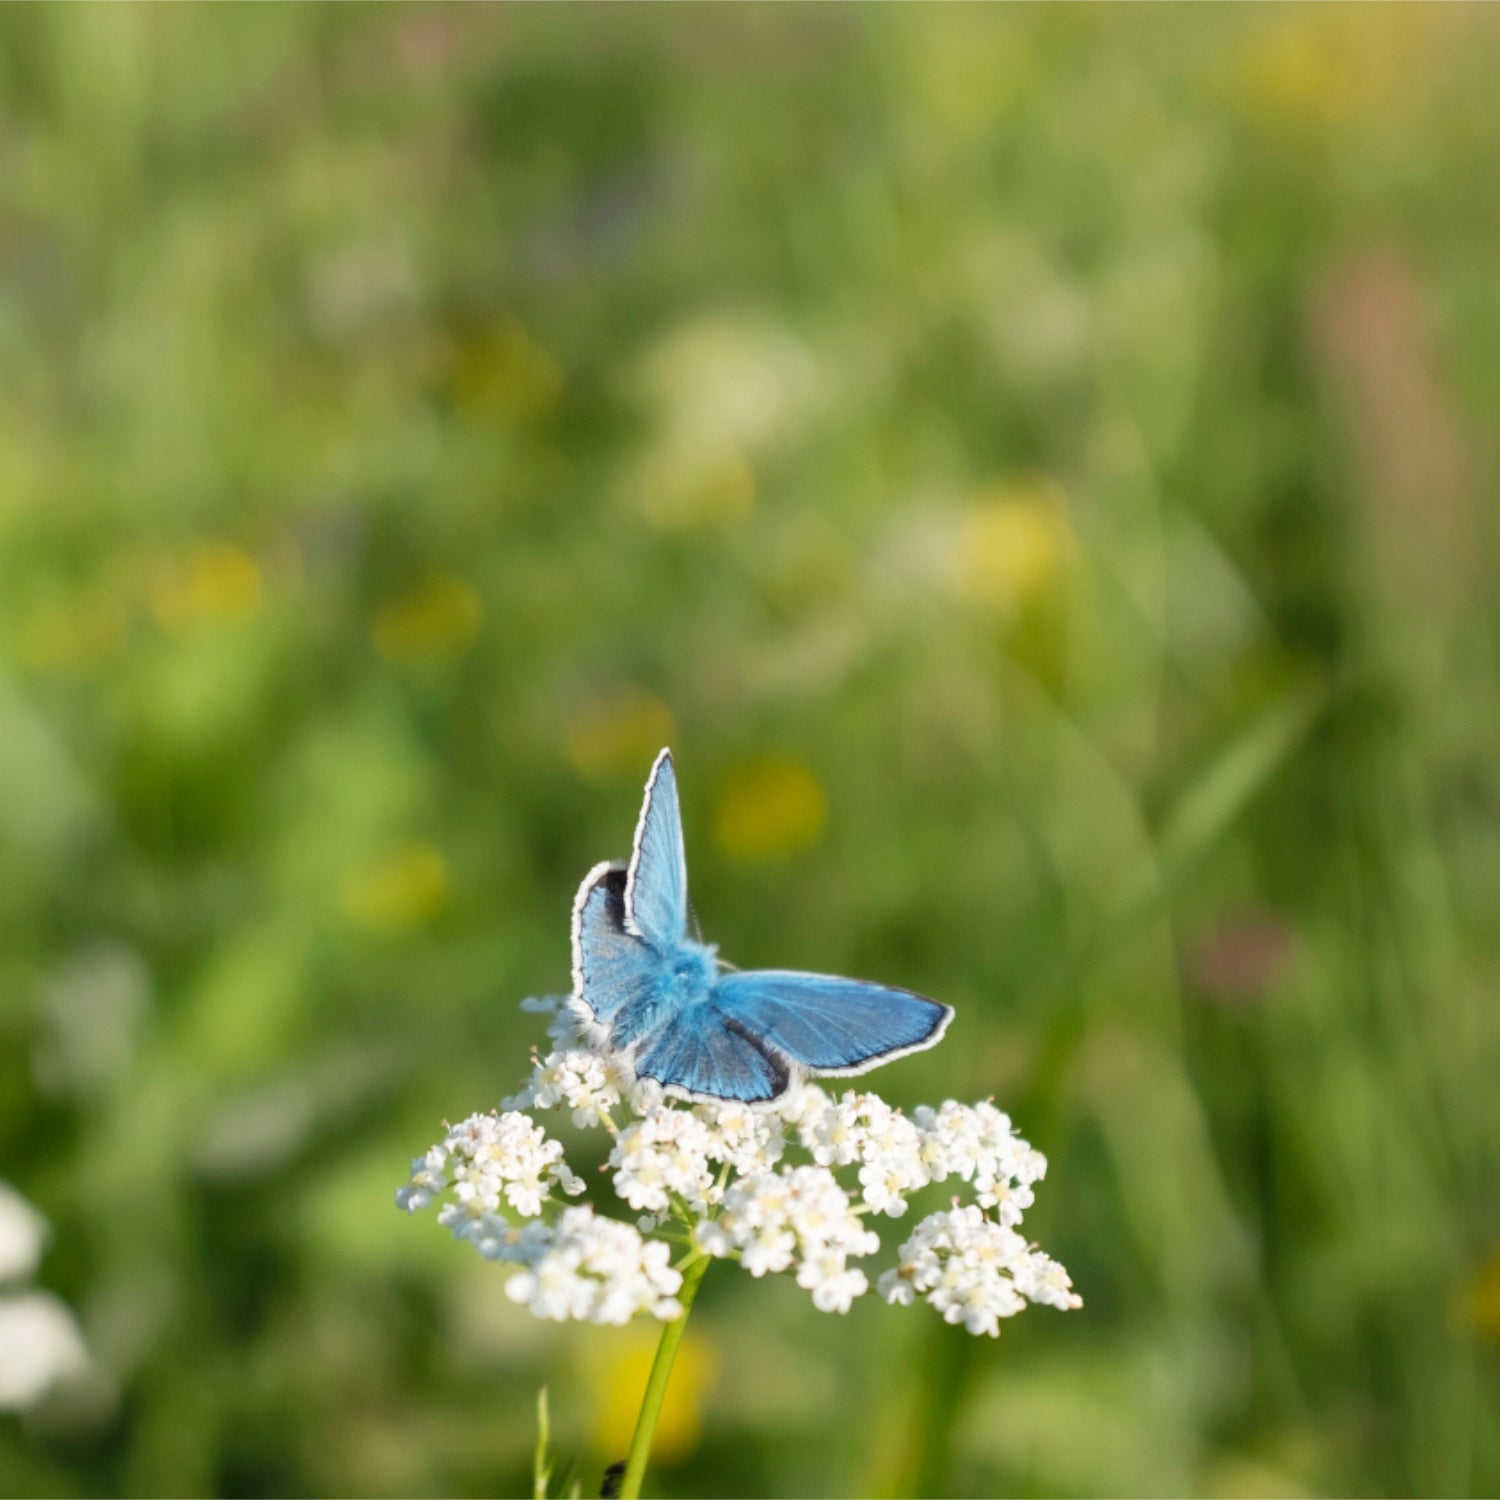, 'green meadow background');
2,7,1498,1496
